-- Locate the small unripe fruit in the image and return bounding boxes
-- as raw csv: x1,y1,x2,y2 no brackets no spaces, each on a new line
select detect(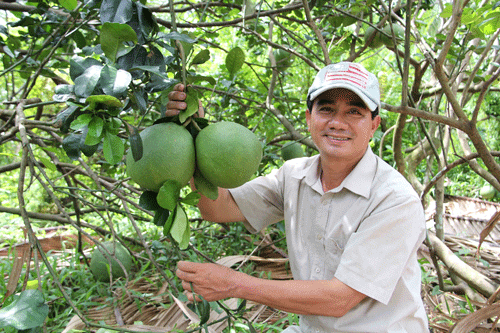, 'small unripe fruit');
90,242,133,282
